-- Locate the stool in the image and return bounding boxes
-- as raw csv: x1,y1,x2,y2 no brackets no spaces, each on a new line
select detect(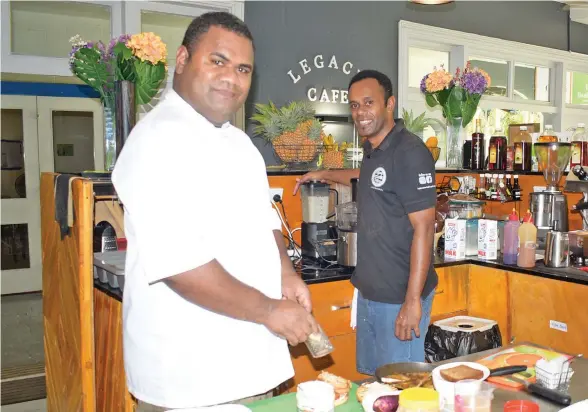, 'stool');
424,316,502,363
